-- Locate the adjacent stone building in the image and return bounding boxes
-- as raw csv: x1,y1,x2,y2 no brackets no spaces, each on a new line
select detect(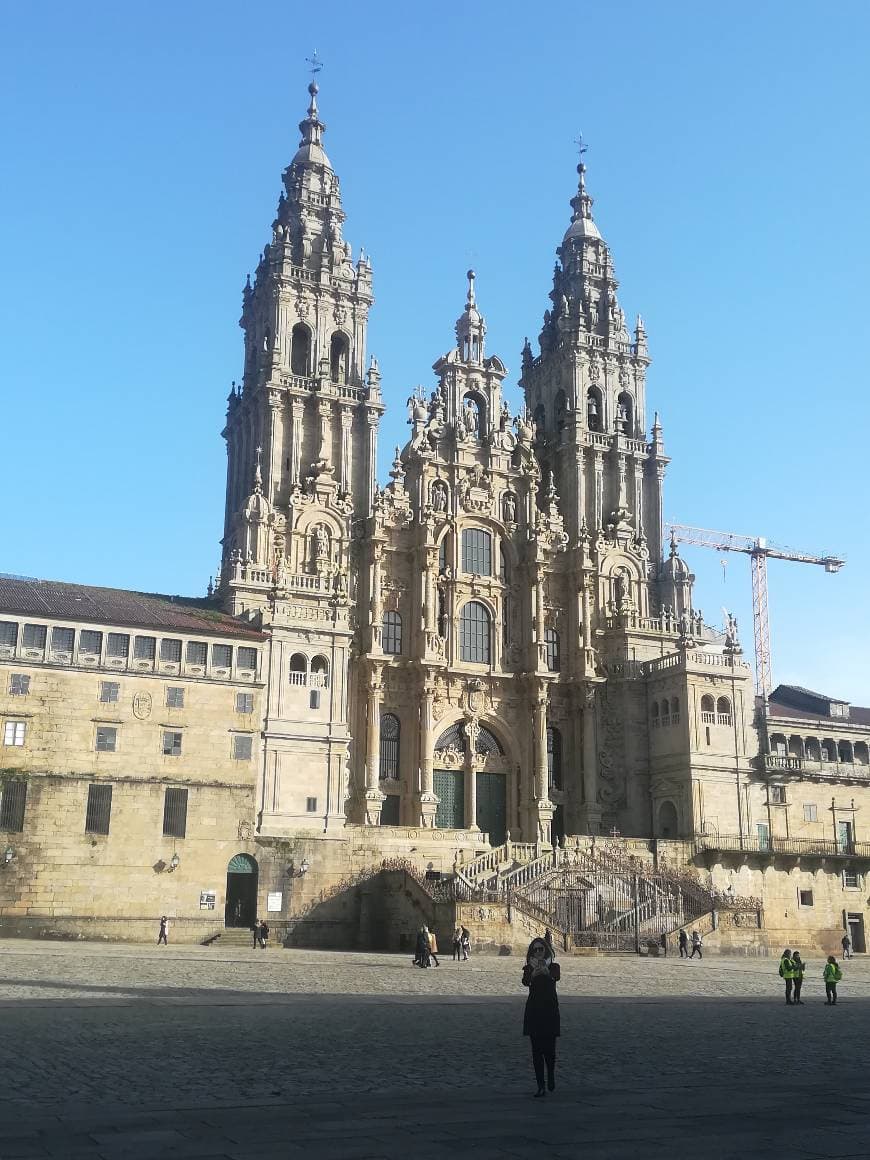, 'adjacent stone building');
0,81,865,952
